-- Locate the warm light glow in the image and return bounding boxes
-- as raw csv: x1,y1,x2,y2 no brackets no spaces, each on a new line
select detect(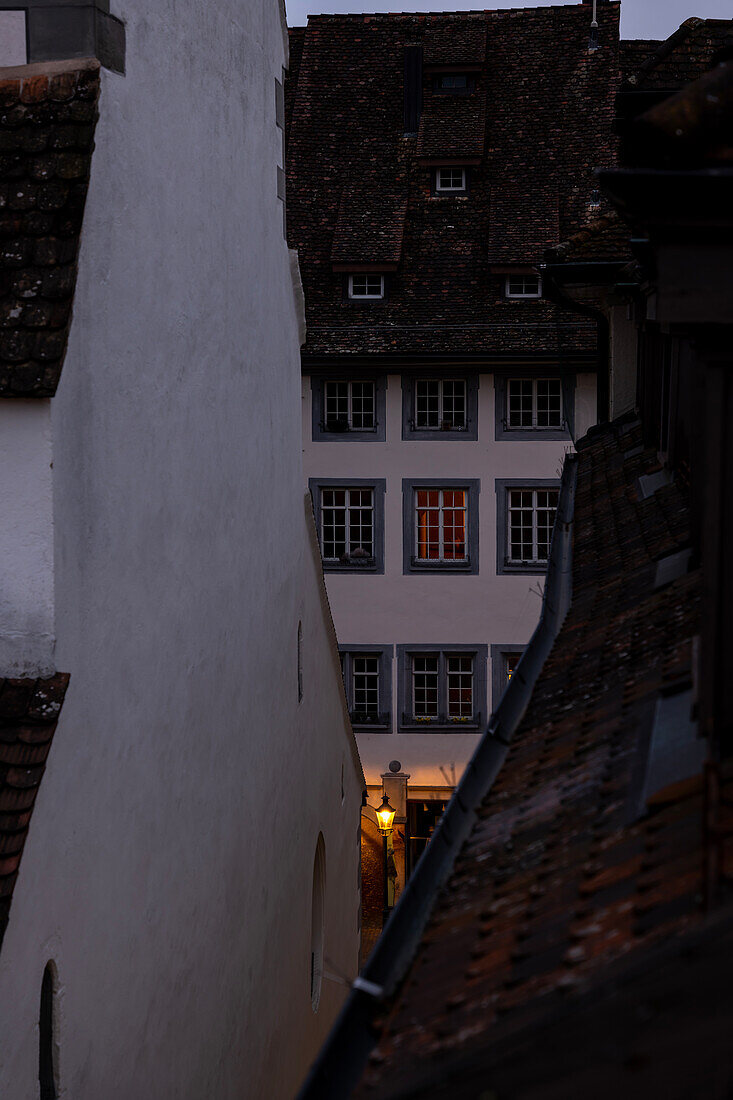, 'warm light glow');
376,794,396,836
